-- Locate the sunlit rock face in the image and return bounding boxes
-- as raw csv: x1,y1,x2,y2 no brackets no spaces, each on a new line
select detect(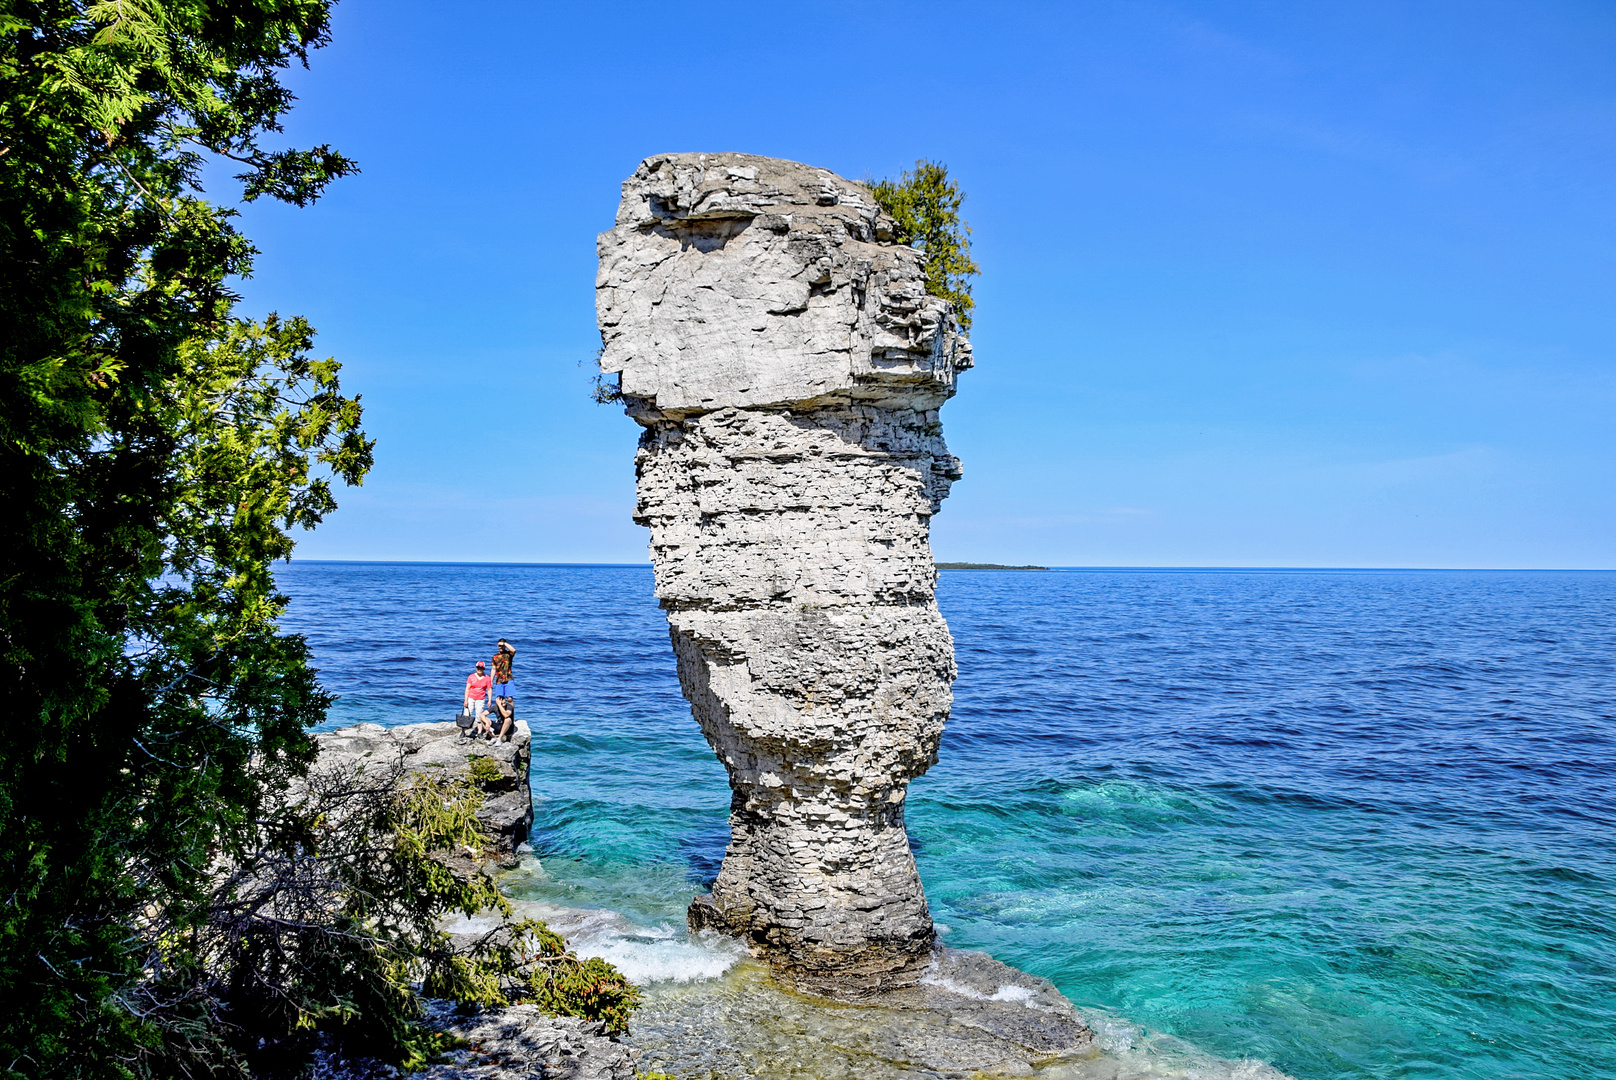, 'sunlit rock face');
597,152,971,994
313,721,532,866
